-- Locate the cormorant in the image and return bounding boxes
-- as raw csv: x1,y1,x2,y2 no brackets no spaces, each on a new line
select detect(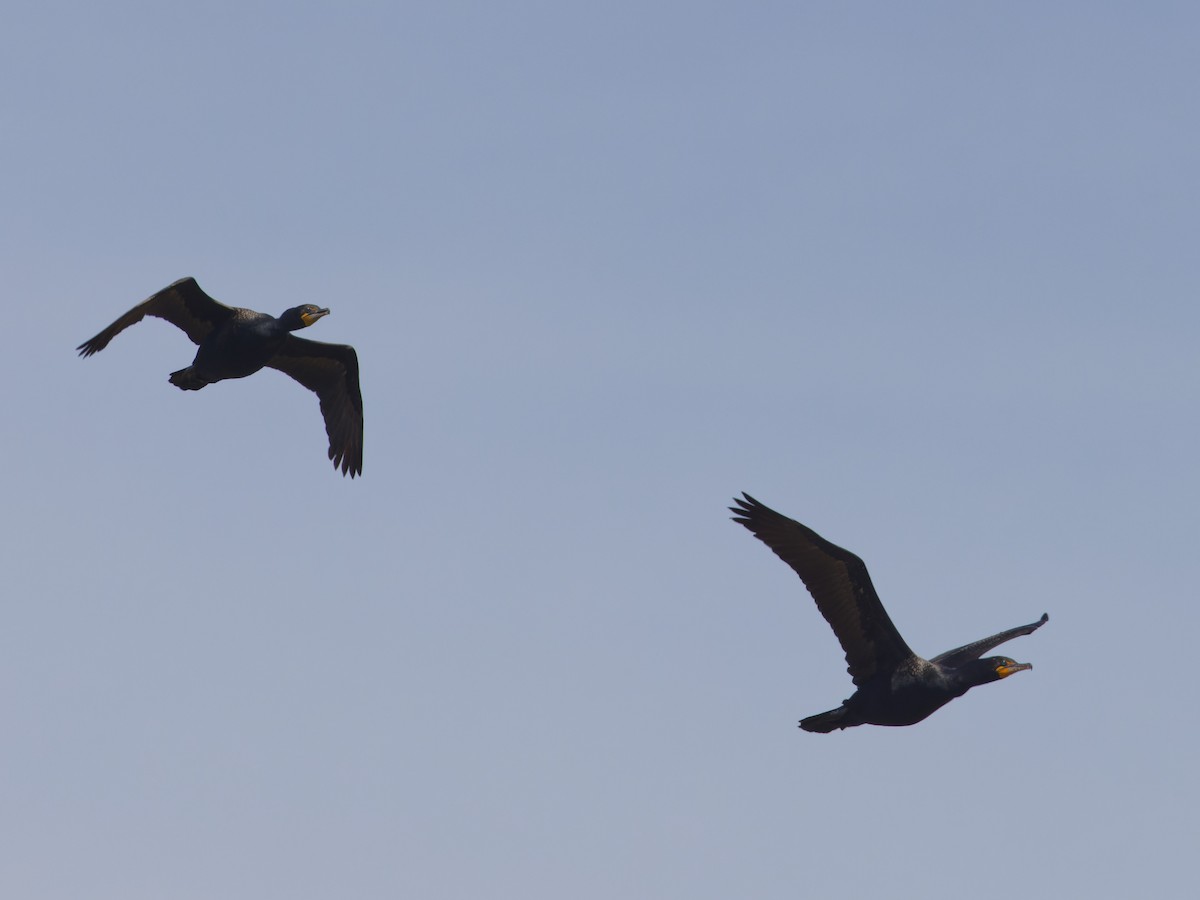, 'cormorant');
78,277,363,477
730,493,1047,732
